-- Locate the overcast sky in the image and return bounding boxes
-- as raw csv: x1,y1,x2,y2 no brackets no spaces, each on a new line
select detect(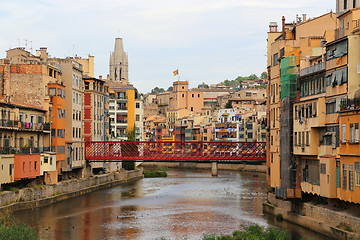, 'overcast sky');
1,0,335,93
